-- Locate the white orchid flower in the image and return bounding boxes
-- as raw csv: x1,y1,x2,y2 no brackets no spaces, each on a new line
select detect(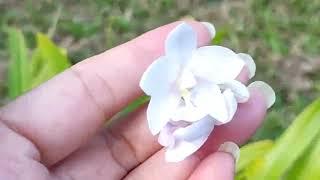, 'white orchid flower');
139,22,275,162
